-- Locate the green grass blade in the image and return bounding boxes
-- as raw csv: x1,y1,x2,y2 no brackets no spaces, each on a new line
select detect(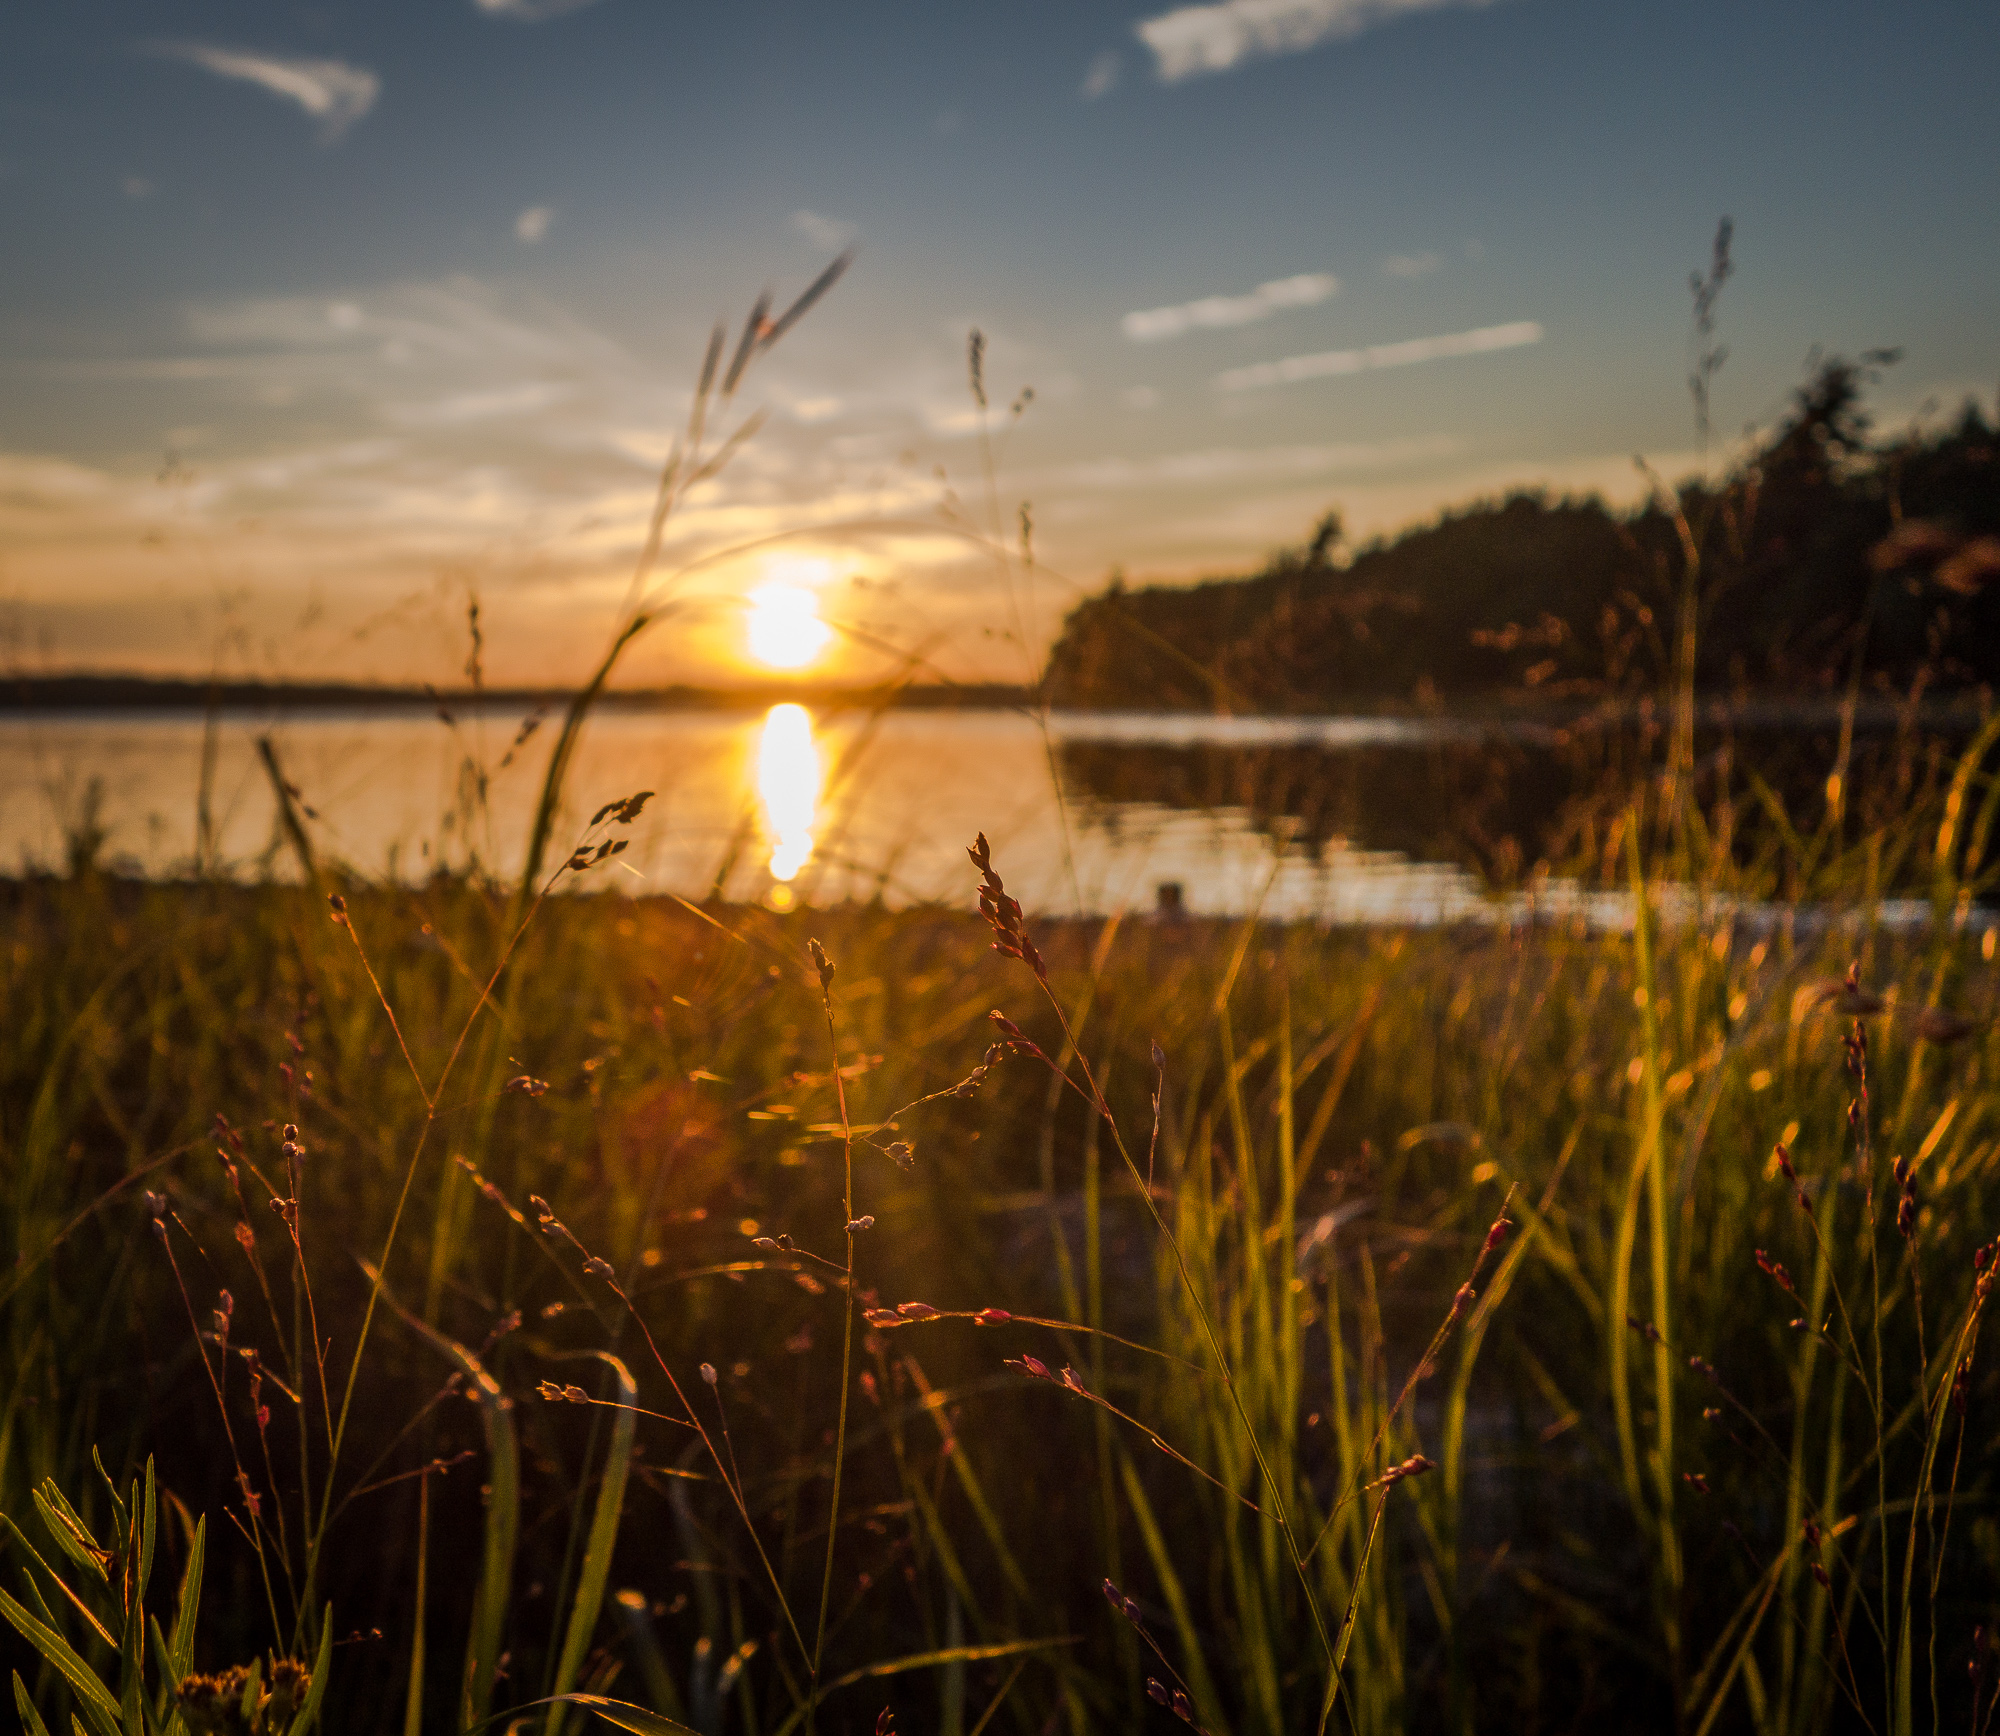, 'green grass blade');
283,1607,335,1736
510,1695,697,1735
357,1261,518,1734
543,1353,638,1736
168,1518,203,1684
769,1640,1071,1736
403,1478,428,1736
14,1671,54,1736
1118,1456,1225,1732
0,1589,124,1736
30,1488,109,1588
